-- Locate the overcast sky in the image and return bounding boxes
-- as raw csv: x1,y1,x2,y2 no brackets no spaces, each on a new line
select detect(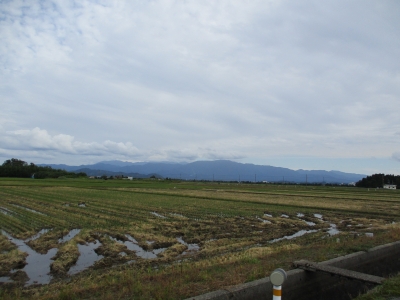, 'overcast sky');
1,0,400,175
